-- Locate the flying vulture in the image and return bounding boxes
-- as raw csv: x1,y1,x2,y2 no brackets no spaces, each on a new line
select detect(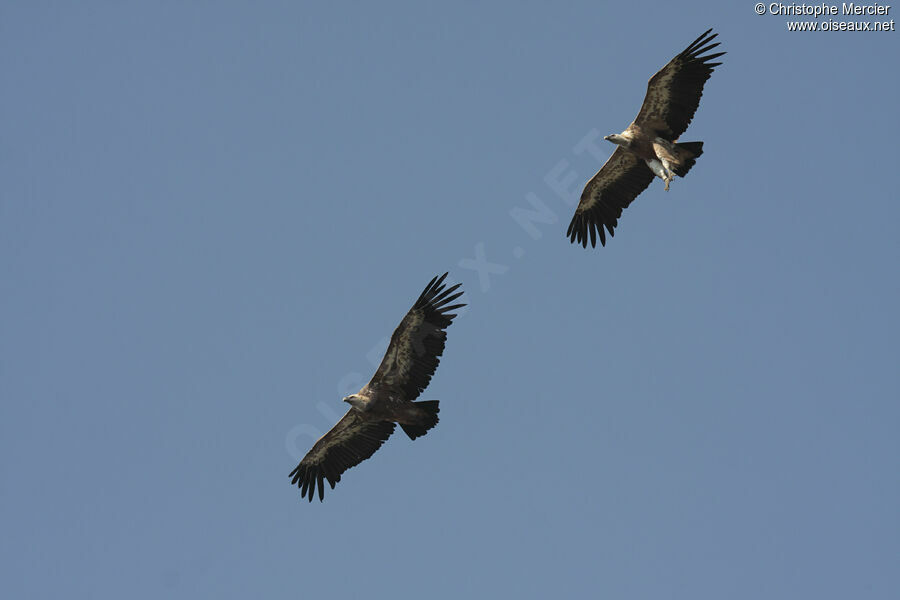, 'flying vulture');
289,273,465,502
567,28,725,248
